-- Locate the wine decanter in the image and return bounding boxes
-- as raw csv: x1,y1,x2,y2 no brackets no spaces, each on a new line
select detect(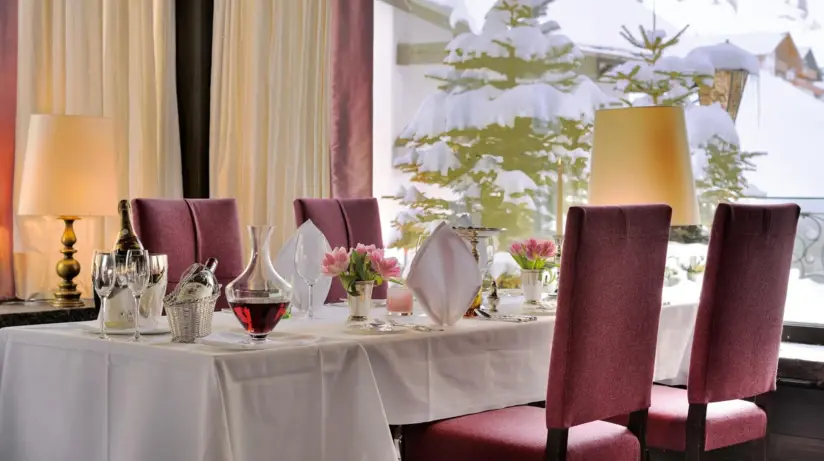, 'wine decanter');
225,225,292,342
